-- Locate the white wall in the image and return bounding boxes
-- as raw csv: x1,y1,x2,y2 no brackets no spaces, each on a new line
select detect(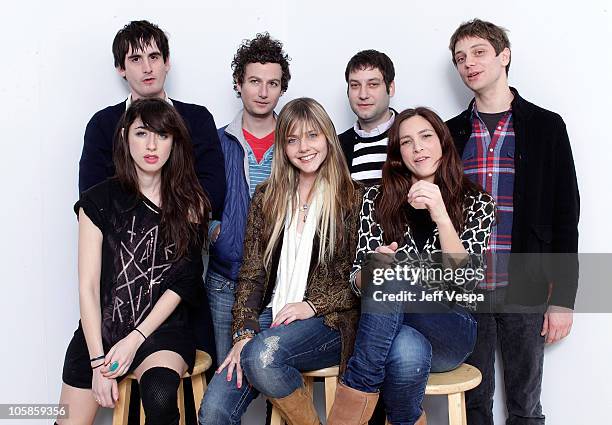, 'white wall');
1,0,611,424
